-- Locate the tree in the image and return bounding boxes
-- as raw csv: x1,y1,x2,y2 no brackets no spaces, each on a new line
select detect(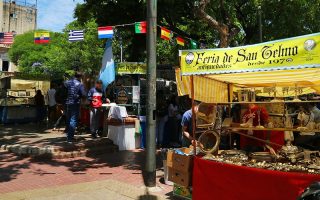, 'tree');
9,30,65,77
9,19,106,79
75,0,320,52
46,19,105,76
